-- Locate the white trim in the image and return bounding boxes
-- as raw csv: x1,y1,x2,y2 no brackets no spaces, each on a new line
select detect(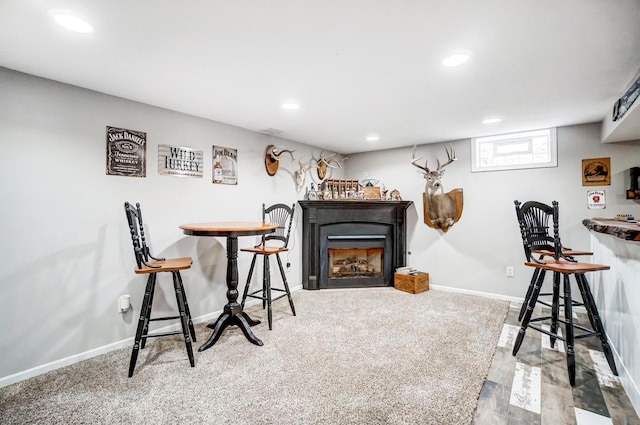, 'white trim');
0,284,303,388
429,284,523,303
